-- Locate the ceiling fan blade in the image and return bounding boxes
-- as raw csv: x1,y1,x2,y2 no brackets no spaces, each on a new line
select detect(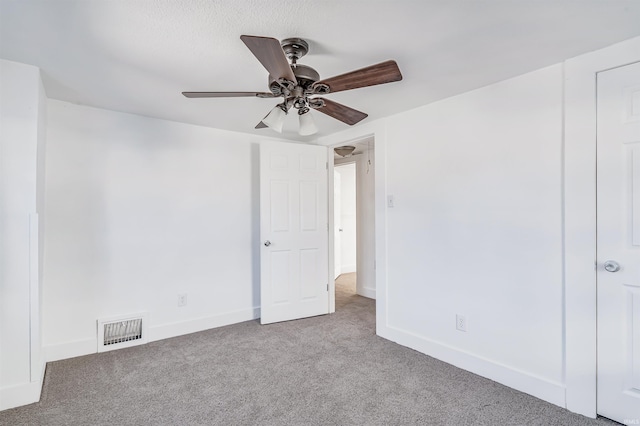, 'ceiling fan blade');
255,121,268,129
182,92,275,98
315,98,368,125
312,60,402,94
240,35,297,84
